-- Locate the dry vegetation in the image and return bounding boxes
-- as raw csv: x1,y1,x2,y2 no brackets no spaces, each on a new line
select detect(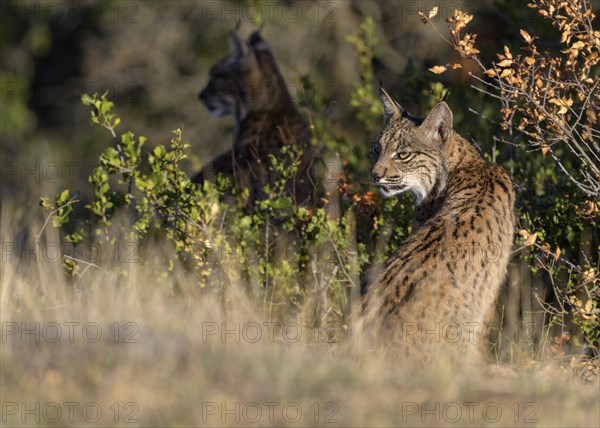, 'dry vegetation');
1,204,599,427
